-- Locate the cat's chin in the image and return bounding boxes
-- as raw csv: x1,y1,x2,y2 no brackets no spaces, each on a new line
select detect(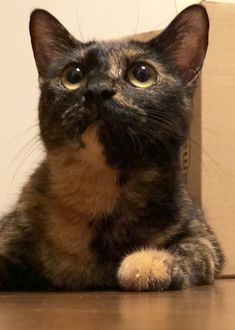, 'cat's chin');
85,119,105,132
91,119,105,126
81,119,105,139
